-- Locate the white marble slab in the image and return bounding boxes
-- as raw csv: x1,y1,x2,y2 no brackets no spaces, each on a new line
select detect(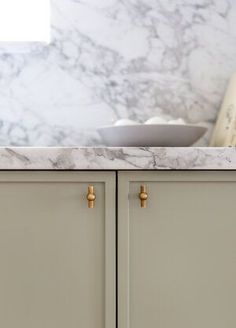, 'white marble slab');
0,147,235,170
0,0,236,146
